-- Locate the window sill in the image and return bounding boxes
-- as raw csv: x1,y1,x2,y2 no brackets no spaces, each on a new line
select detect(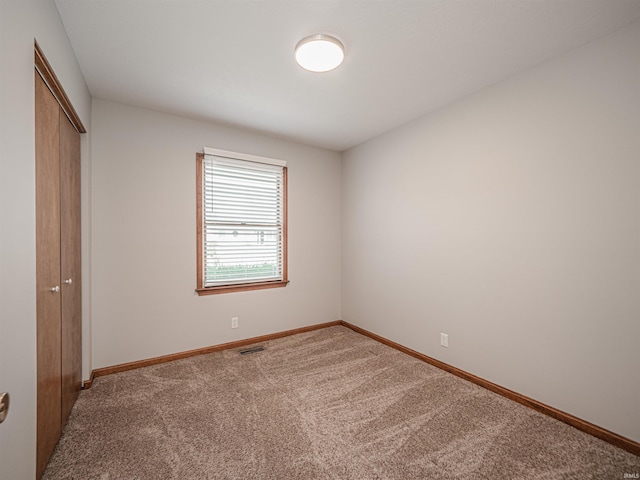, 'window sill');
196,280,289,296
